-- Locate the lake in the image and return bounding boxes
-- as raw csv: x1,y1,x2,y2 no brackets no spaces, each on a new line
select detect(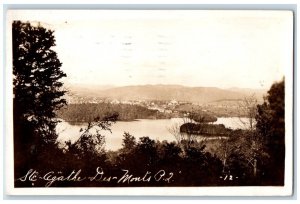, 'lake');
56,117,251,151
